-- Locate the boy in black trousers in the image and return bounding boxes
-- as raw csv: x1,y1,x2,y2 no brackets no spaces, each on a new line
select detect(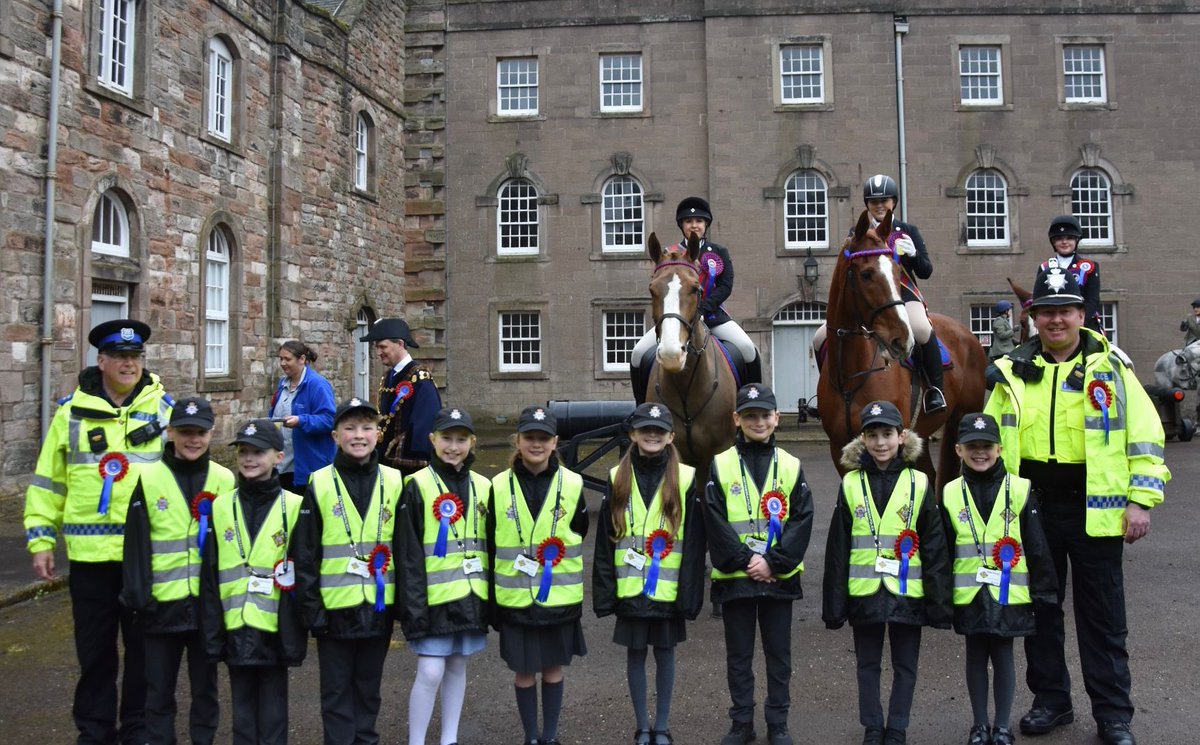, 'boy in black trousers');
706,384,815,745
